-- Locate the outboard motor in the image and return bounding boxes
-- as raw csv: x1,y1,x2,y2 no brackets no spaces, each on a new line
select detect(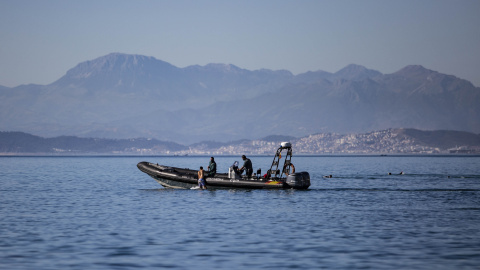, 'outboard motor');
286,172,310,189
